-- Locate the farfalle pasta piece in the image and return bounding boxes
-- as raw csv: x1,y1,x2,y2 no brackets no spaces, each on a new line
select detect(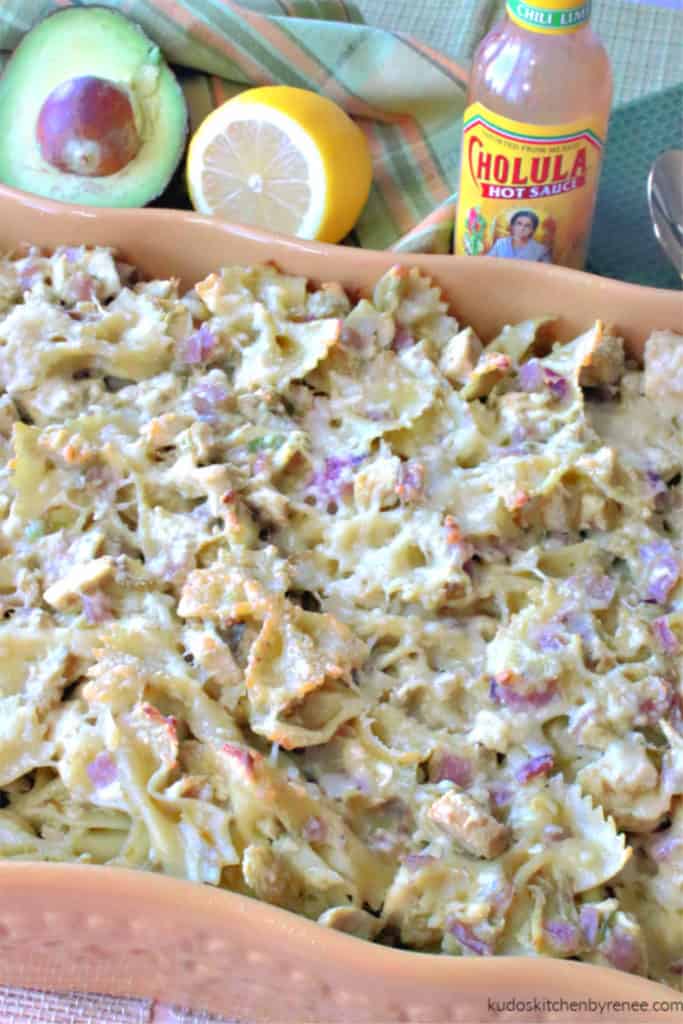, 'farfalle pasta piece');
216,742,388,907
371,265,458,350
325,507,472,610
303,344,440,455
243,836,358,918
234,309,342,393
577,737,670,833
546,778,630,892
0,297,99,391
245,599,366,749
485,317,557,364
0,246,682,987
195,265,308,322
383,850,511,954
86,287,178,380
503,775,630,894
177,569,273,623
0,628,73,785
